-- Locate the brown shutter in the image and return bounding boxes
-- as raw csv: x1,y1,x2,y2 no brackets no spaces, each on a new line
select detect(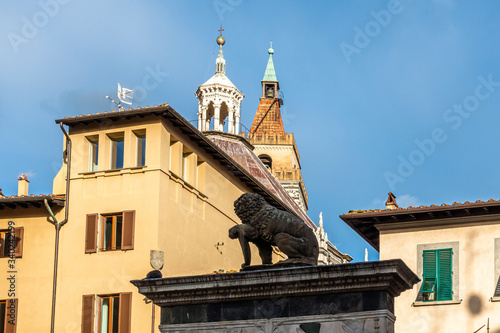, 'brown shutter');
13,228,23,258
4,298,17,333
85,214,98,253
121,211,135,251
81,294,95,333
118,293,132,333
